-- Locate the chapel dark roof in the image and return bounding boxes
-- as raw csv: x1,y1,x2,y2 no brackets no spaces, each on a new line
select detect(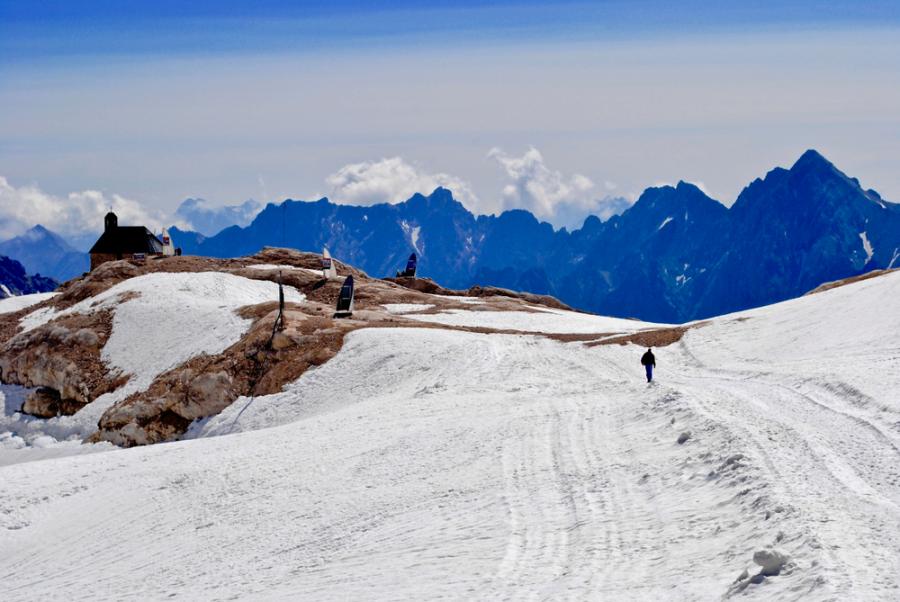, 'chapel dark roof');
89,226,163,255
